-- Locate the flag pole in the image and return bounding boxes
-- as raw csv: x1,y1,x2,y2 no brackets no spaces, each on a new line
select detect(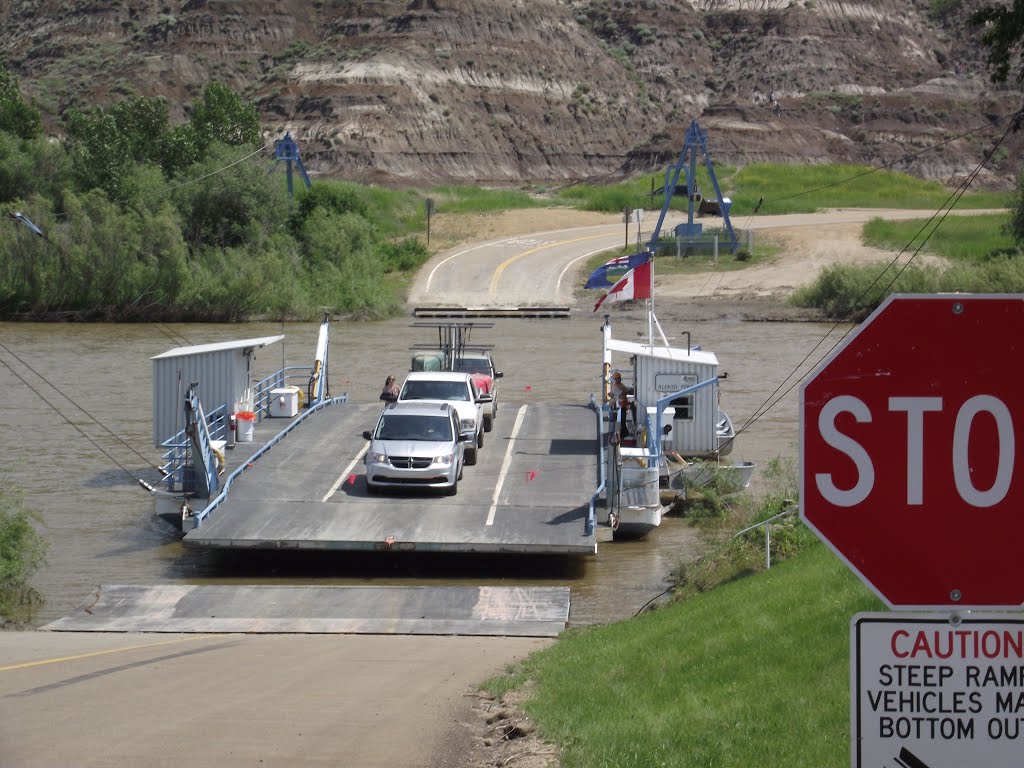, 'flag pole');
647,246,654,346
